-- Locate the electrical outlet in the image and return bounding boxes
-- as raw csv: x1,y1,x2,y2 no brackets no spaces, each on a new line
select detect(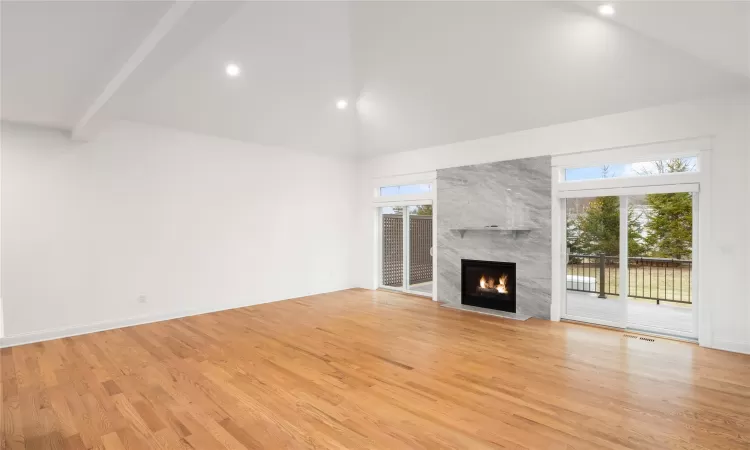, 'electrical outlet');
137,295,147,303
